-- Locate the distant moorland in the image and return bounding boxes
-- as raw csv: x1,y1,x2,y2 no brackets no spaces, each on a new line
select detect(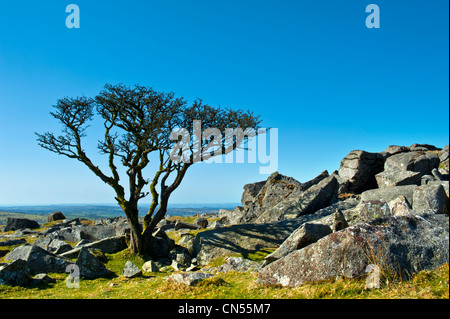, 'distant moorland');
0,203,238,224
